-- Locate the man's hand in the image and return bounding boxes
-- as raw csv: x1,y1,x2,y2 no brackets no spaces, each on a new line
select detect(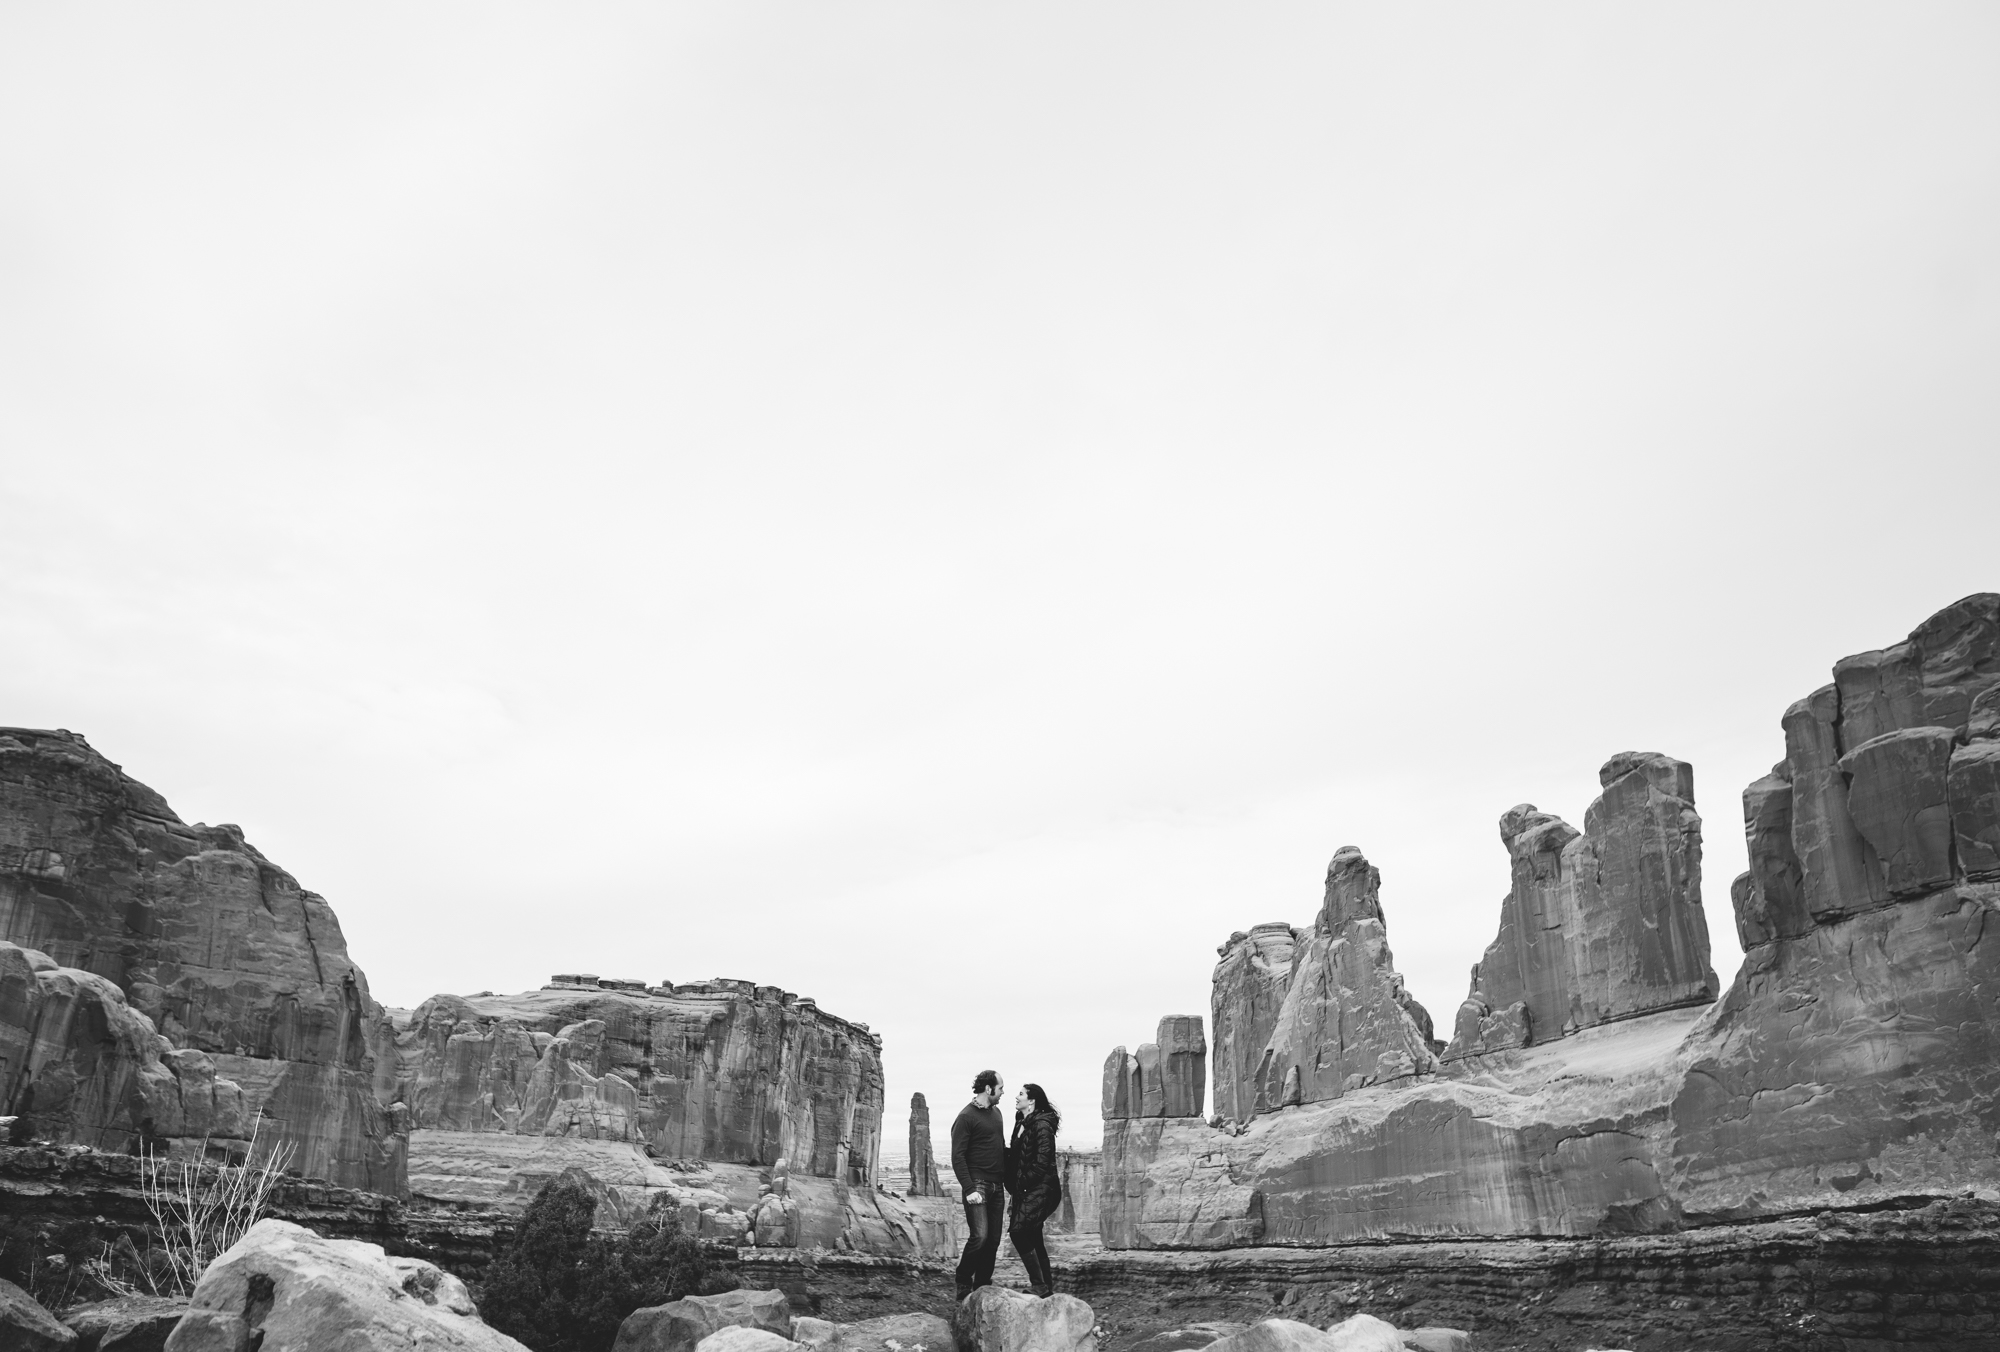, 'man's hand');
966,1189,983,1204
